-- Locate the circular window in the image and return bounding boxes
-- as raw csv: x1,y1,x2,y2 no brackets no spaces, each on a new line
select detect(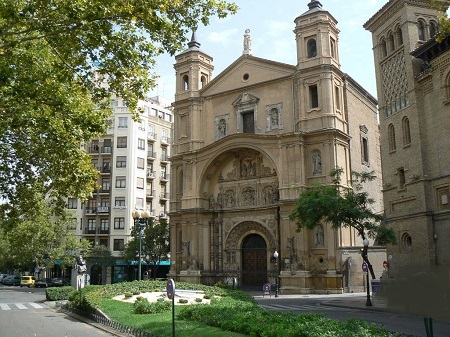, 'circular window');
401,232,412,249
242,73,250,81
